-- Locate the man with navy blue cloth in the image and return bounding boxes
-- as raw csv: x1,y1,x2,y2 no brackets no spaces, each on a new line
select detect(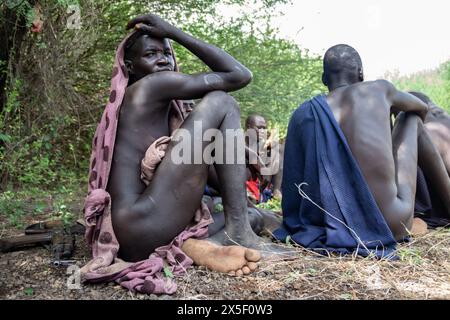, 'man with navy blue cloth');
274,44,450,257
